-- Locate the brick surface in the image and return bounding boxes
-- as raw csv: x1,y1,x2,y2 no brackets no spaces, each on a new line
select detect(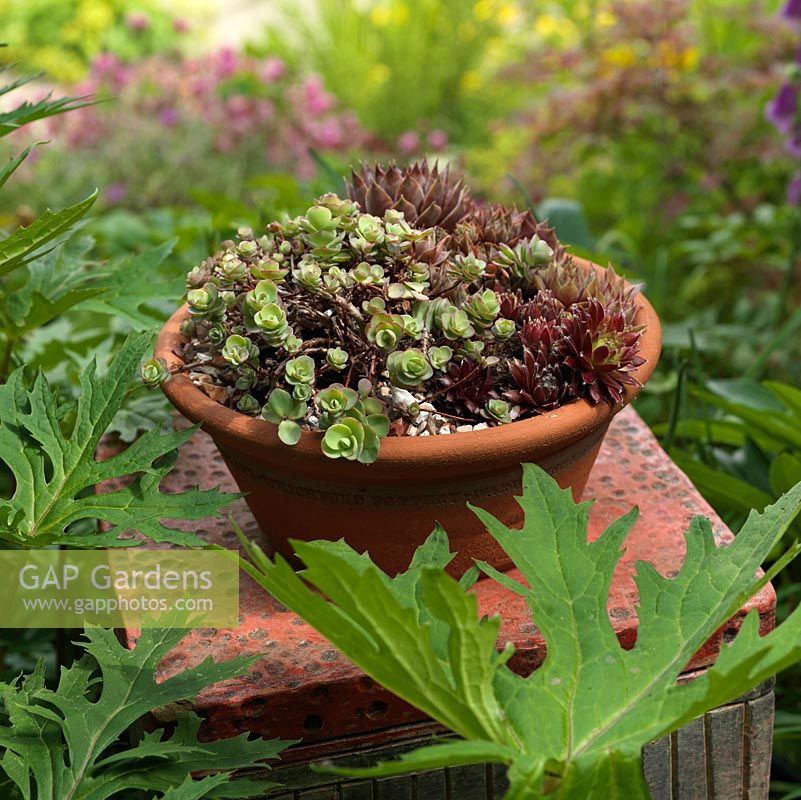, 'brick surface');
114,407,775,753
